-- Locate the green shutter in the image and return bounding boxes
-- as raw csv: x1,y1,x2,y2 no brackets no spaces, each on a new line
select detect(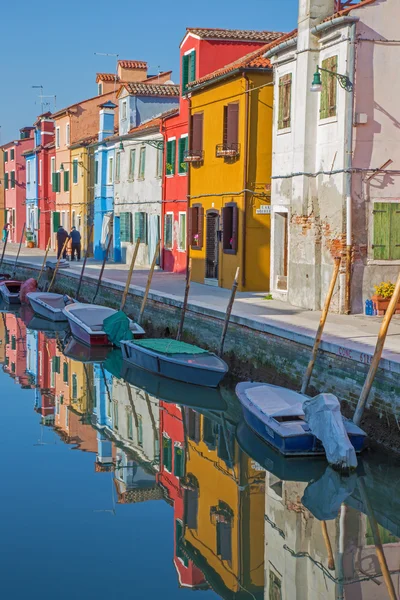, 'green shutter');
129,149,136,179
178,137,188,174
163,436,172,471
120,212,133,243
52,211,60,232
10,149,14,161
72,374,78,399
95,160,99,184
52,172,60,193
166,140,176,175
10,171,15,188
373,203,390,260
63,361,69,383
11,335,16,350
182,54,189,93
139,148,146,179
64,170,69,192
4,173,8,189
174,445,184,477
72,160,78,184
390,203,400,260
134,212,147,243
4,151,8,163
171,139,176,175
52,356,61,374
278,74,292,130
189,50,196,84
320,56,337,119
